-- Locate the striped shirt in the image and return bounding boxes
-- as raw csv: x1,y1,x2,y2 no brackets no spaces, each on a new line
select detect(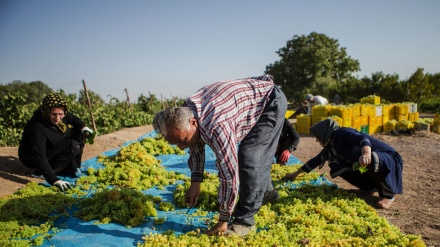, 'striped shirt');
184,75,274,220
